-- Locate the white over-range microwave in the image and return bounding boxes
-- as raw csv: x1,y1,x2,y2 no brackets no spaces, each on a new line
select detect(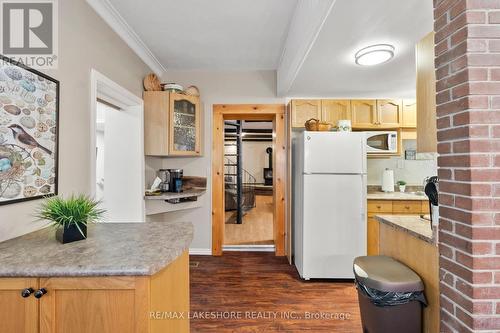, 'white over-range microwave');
364,131,398,154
